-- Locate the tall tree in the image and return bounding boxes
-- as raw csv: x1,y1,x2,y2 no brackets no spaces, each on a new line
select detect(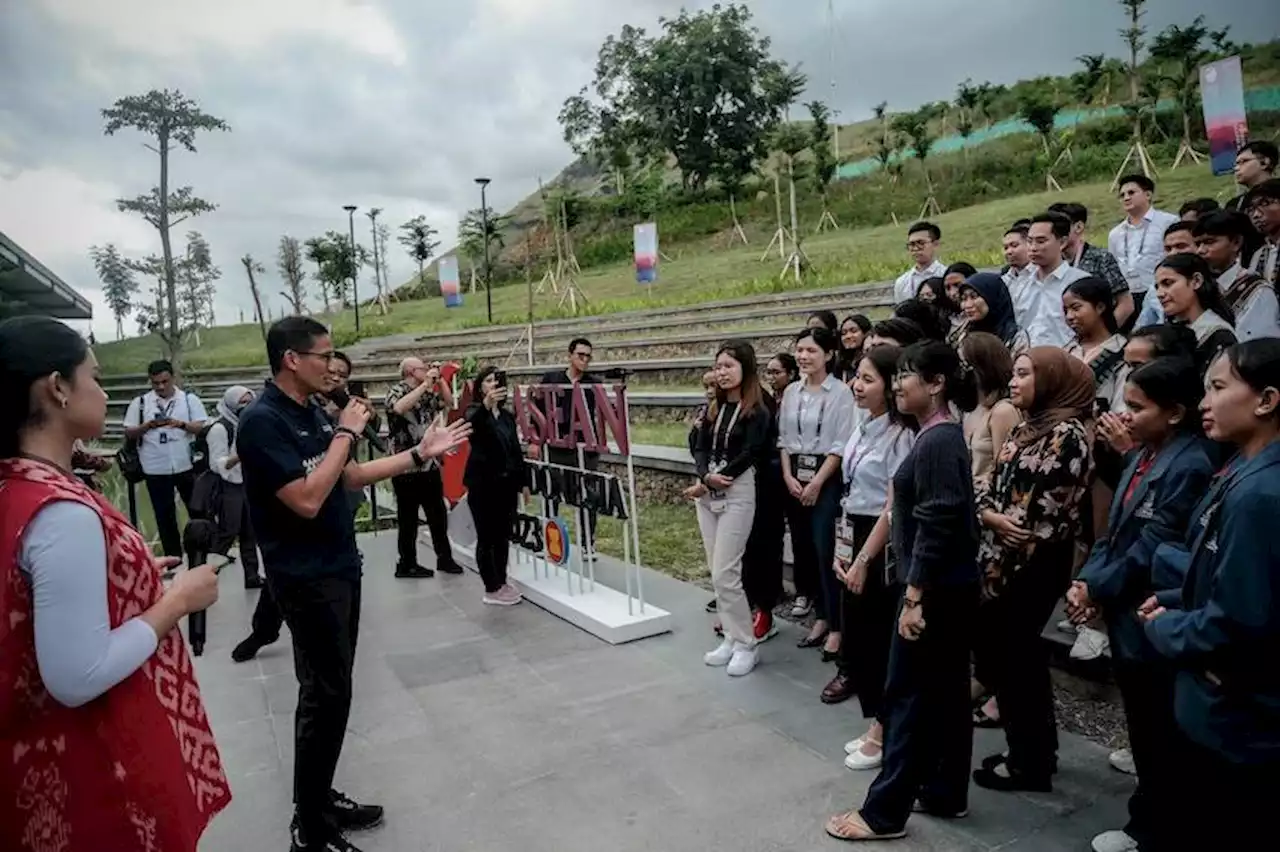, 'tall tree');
458,207,510,285
102,89,229,364
1150,16,1214,161
893,110,937,195
1118,0,1148,142
276,235,307,314
241,254,267,341
954,79,981,161
398,215,440,293
177,231,219,336
375,221,393,303
806,101,838,205
89,243,139,340
365,207,390,314
559,4,804,193
1073,54,1107,105
1017,94,1062,157
303,236,332,312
